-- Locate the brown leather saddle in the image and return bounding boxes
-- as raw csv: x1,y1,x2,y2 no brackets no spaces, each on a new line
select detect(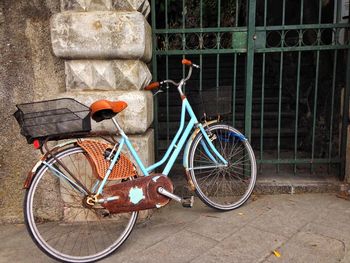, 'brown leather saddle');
90,100,127,122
